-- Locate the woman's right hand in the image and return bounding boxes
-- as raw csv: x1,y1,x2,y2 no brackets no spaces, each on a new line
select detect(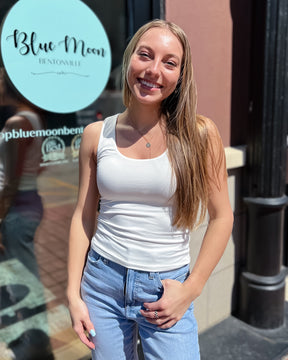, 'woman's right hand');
68,297,96,350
